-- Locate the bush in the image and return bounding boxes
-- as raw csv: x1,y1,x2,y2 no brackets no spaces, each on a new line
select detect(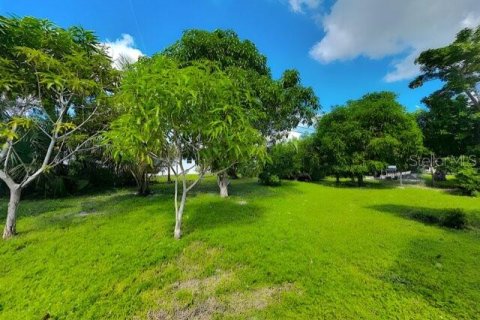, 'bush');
409,208,468,229
260,136,324,183
456,163,480,196
441,209,468,229
258,172,281,186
